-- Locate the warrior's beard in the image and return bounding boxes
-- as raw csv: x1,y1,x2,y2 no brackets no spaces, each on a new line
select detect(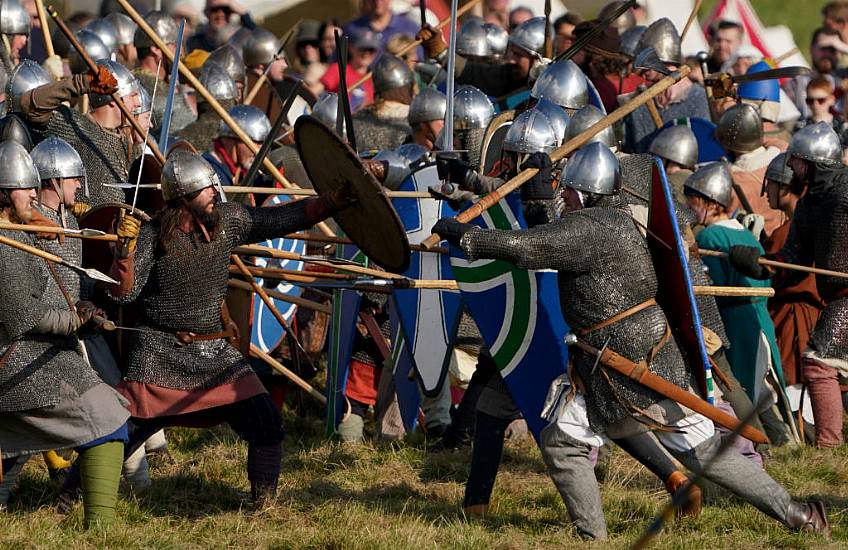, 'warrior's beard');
189,200,221,234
